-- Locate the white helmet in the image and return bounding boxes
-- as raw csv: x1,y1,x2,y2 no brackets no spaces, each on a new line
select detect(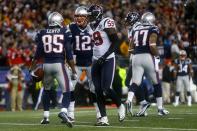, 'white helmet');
141,12,156,25
48,12,64,27
75,6,88,16
74,6,88,27
179,50,187,56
